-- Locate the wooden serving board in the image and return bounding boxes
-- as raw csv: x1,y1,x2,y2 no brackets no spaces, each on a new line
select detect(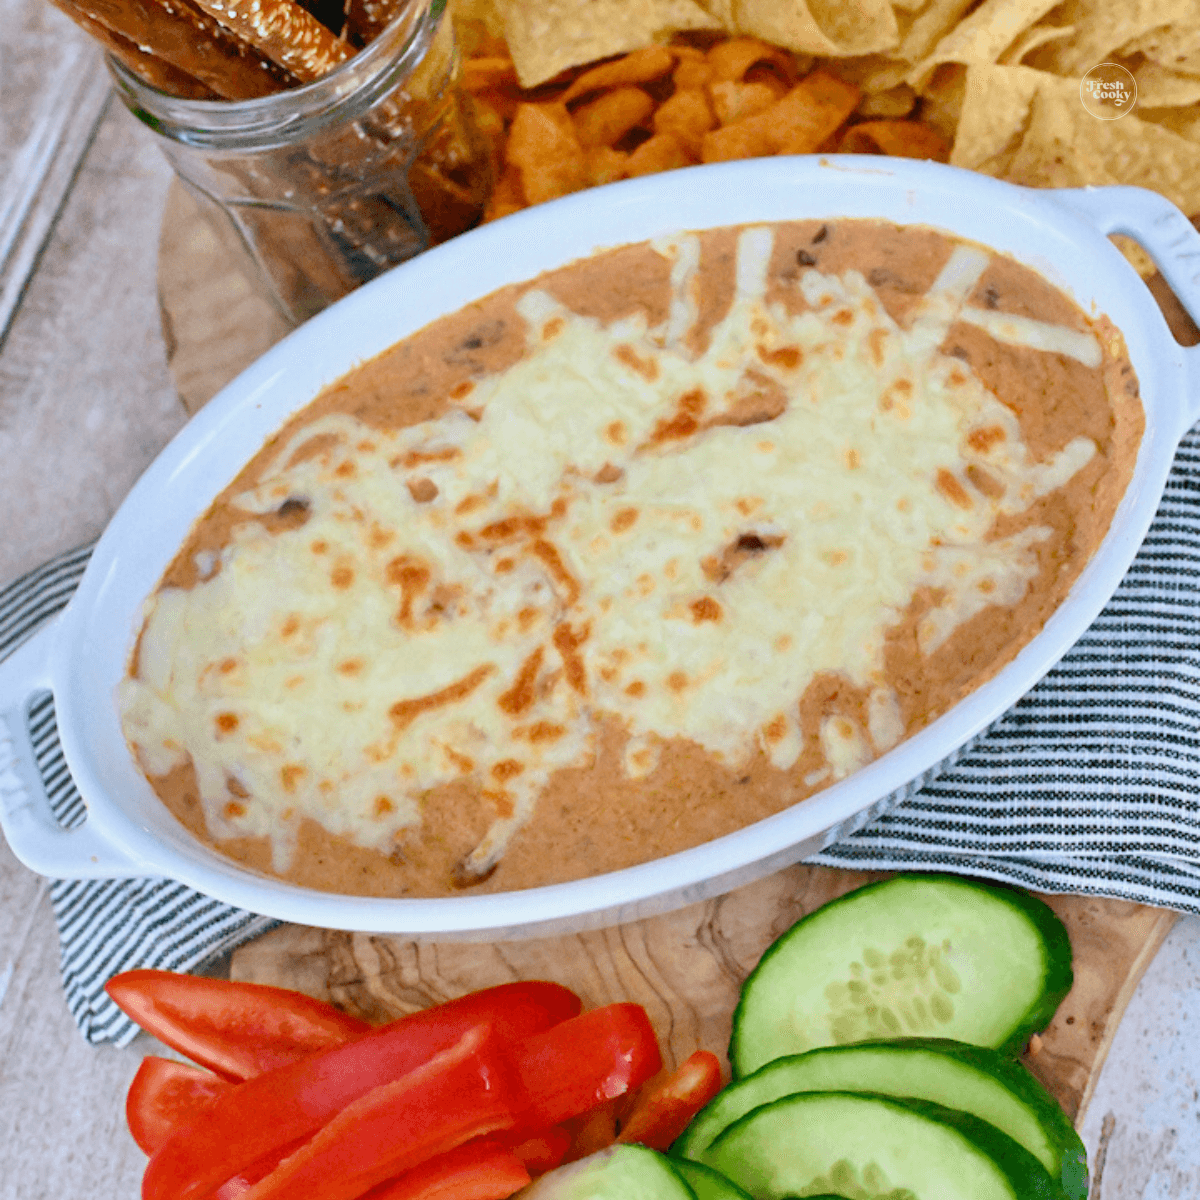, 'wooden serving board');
228,865,1177,1128
160,181,1192,1132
